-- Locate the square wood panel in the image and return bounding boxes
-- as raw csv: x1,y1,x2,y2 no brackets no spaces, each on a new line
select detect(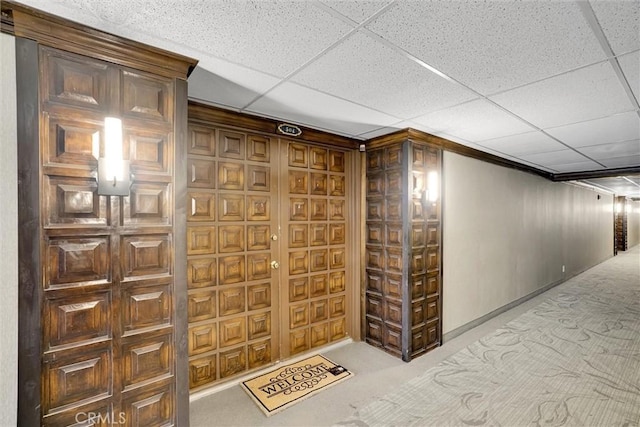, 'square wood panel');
218,225,244,253
218,287,245,316
187,258,216,289
187,192,215,222
329,151,345,172
288,143,308,167
188,226,216,256
219,318,247,348
121,282,171,332
44,291,110,349
44,176,106,227
218,130,245,159
309,147,327,170
188,125,216,156
127,128,170,175
219,347,247,378
247,196,270,221
247,135,270,163
45,236,110,287
218,256,246,285
122,70,171,122
188,159,216,189
116,232,165,274
289,278,308,302
188,290,216,322
122,333,172,388
248,340,271,369
247,283,271,310
218,194,244,221
289,198,308,221
289,171,308,194
247,225,270,251
247,165,270,192
218,162,244,190
44,48,108,111
189,355,216,388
